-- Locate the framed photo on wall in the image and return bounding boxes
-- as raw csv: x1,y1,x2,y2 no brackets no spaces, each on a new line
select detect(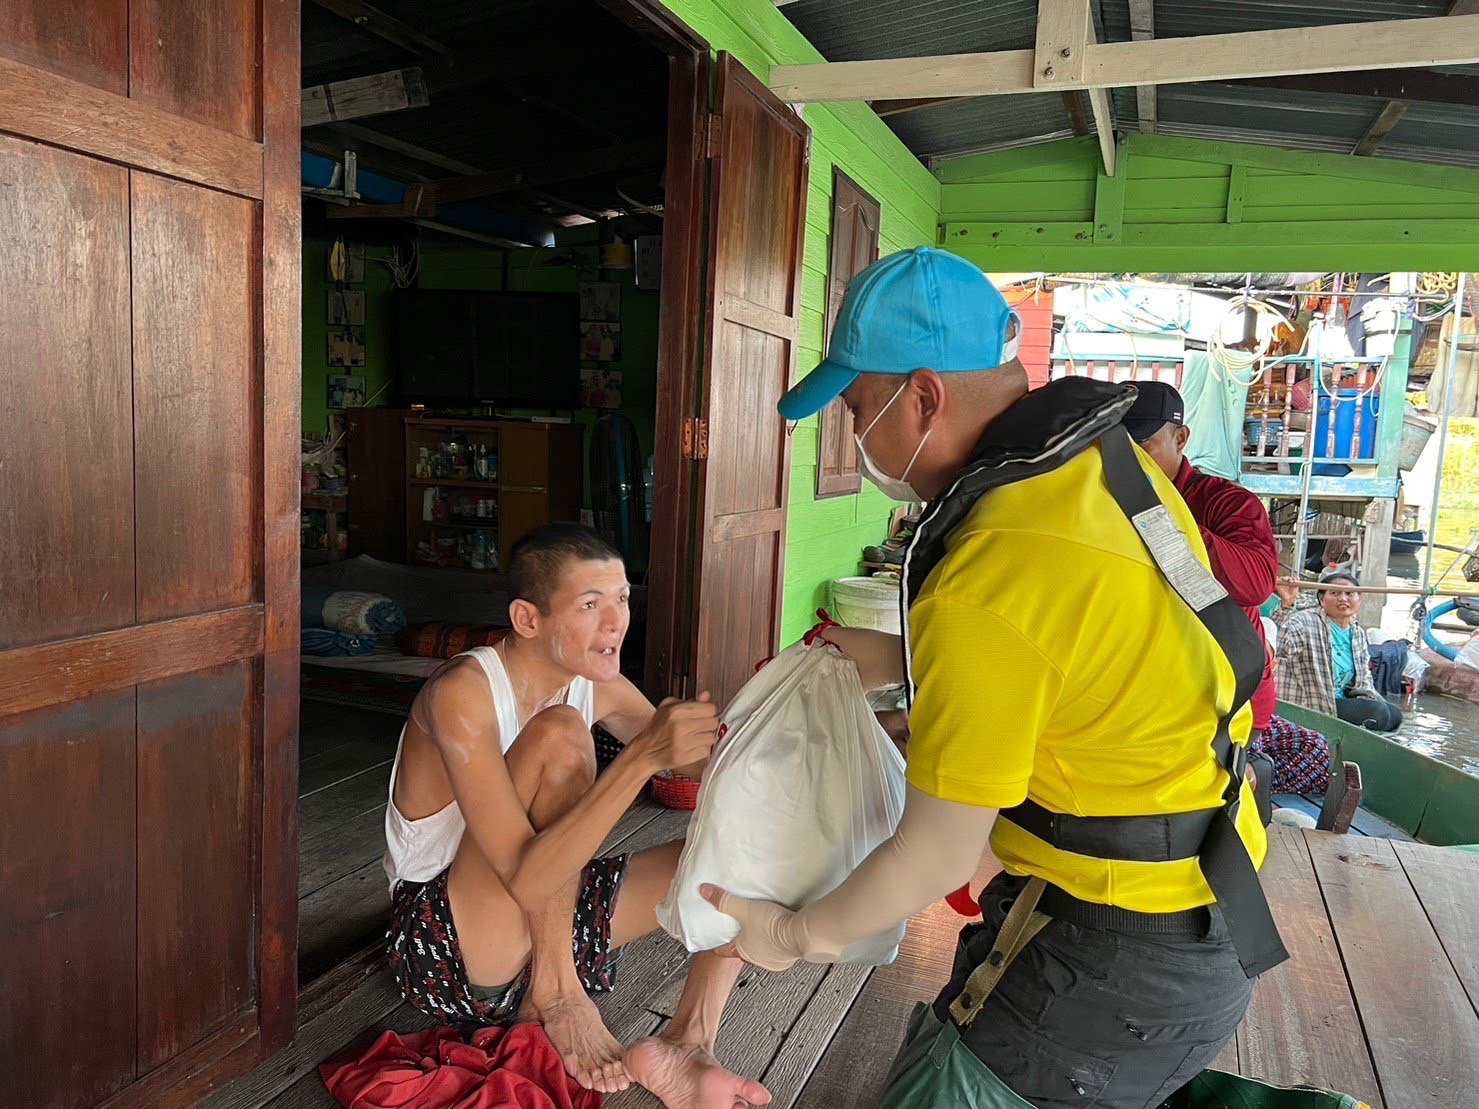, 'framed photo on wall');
579,321,621,362
579,281,621,322
327,289,366,326
327,330,366,367
327,374,366,410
